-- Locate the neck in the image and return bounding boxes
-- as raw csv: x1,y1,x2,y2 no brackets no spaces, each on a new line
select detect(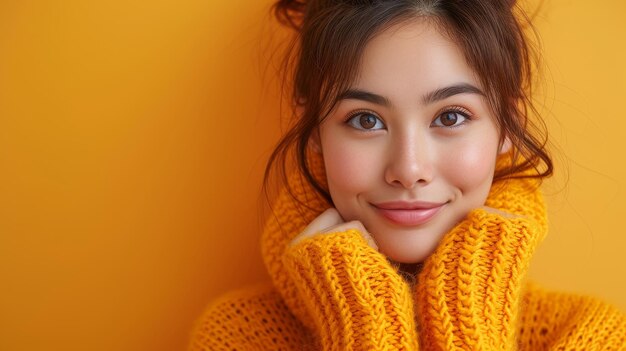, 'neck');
389,260,423,286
